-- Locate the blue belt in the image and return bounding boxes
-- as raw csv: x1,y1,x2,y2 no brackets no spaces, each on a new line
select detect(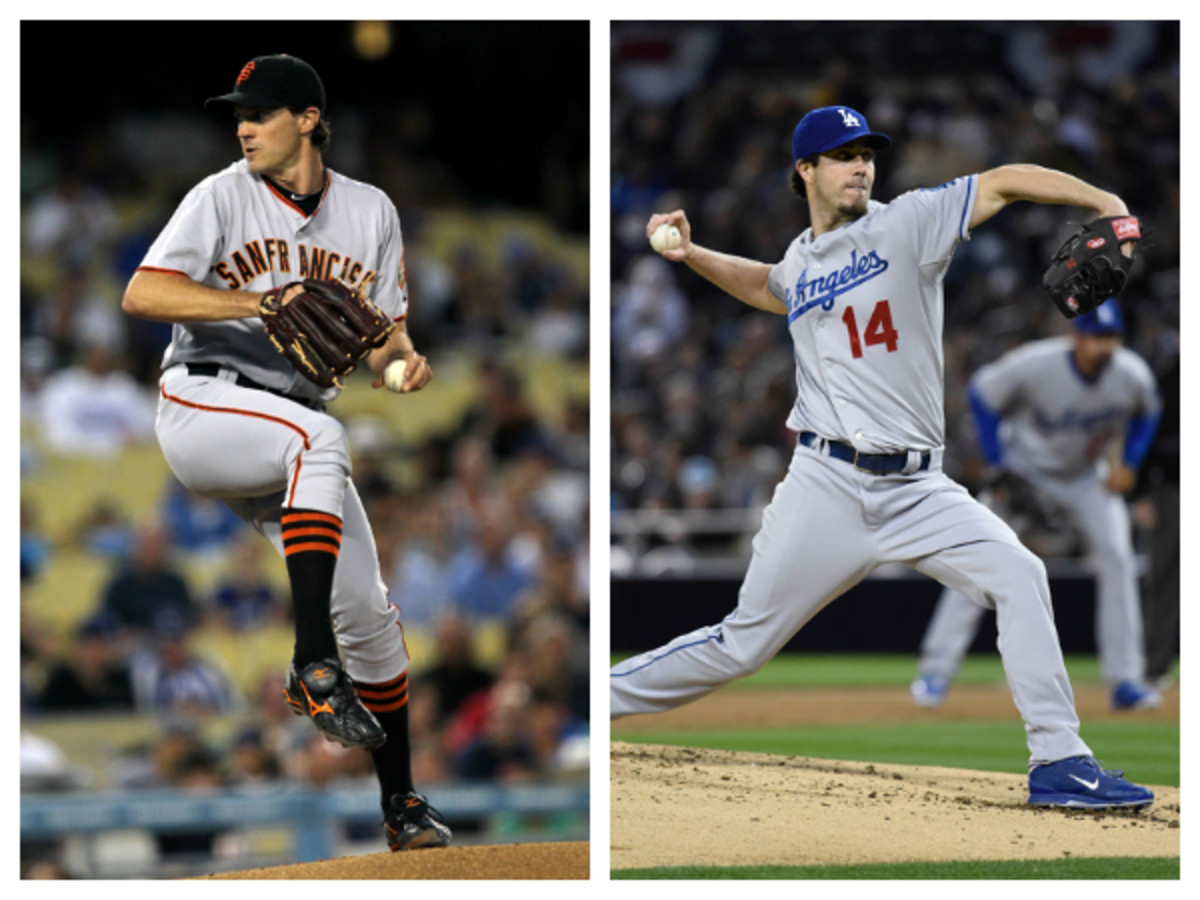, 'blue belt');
799,431,931,475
